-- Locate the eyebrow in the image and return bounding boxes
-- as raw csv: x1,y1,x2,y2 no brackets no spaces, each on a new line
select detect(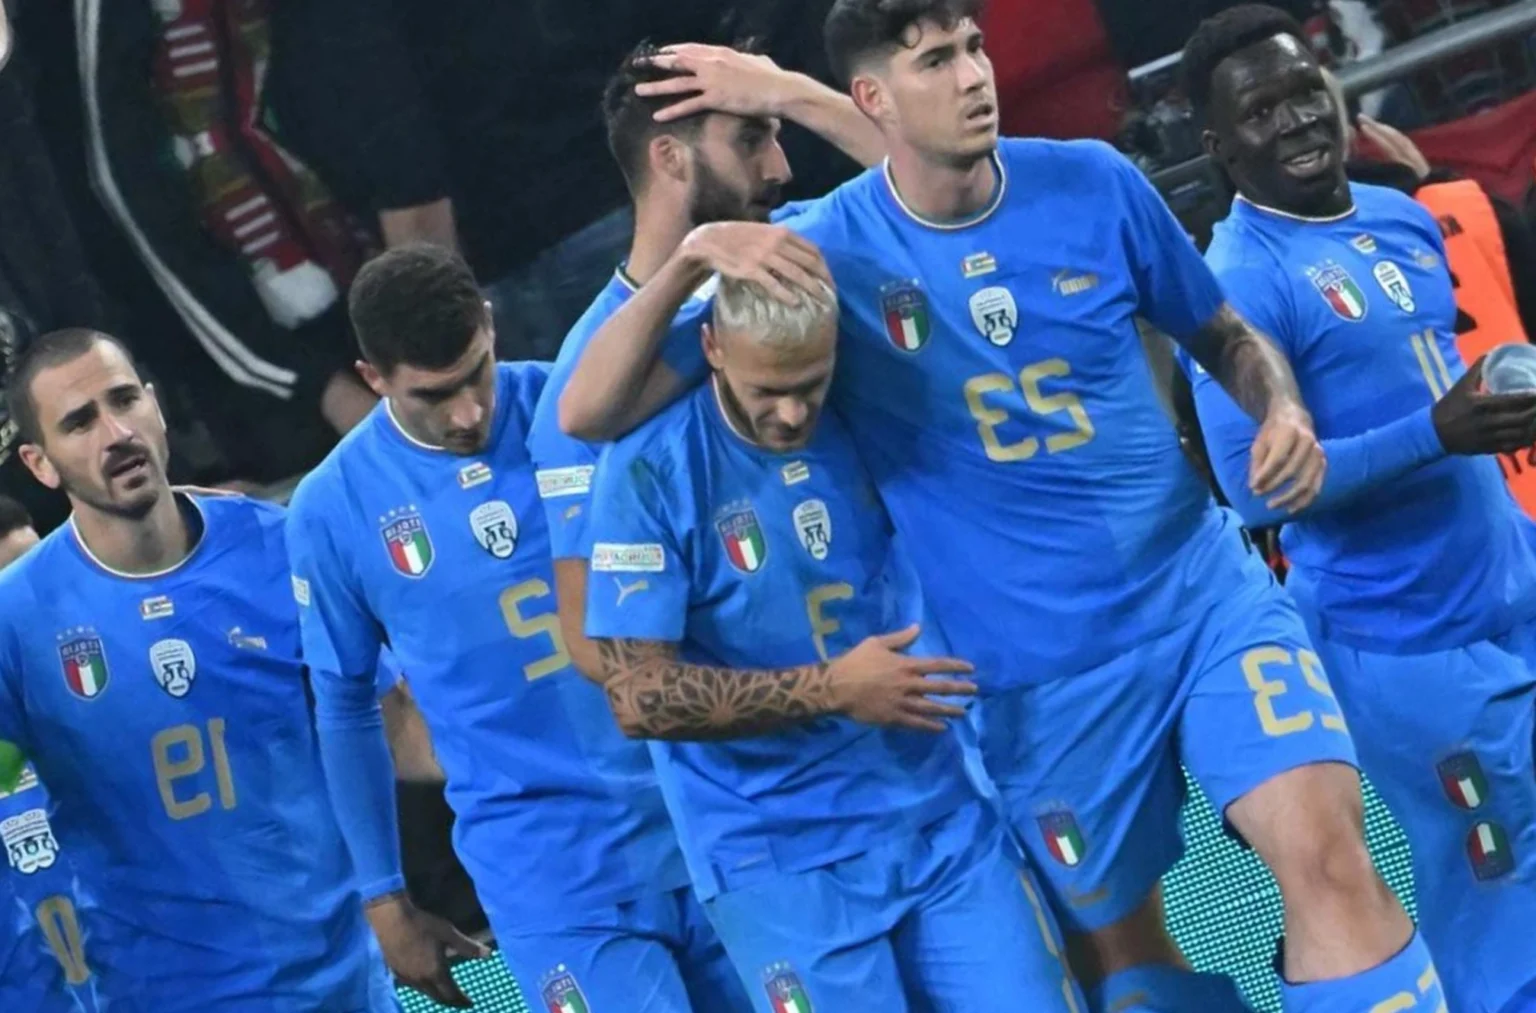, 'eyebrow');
407,353,488,398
